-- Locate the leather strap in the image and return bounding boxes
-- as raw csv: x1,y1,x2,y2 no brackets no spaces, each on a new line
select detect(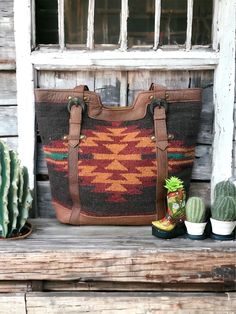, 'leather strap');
68,85,87,225
150,83,168,220
153,106,168,220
